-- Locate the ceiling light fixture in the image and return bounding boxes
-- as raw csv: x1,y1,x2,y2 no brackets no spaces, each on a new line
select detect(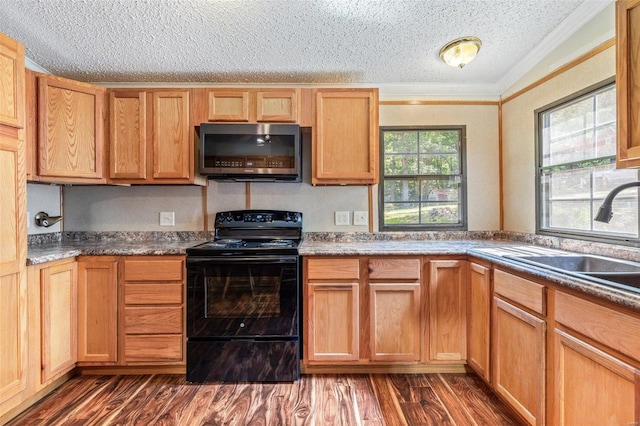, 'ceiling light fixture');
439,36,482,68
